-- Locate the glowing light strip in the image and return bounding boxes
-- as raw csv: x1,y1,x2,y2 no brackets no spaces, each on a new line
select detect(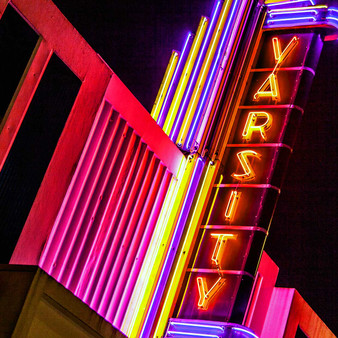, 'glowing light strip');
167,321,259,338
89,154,158,310
232,327,259,338
140,156,204,337
99,164,167,319
171,0,222,144
239,104,304,113
81,147,152,304
227,143,292,150
44,117,127,278
166,331,220,338
327,16,338,29
163,17,208,136
151,51,179,122
154,161,217,337
178,1,230,147
157,34,194,127
329,8,338,15
171,322,225,331
205,174,223,224
187,269,253,277
185,0,241,150
195,0,250,147
202,225,268,234
58,130,138,284
217,183,280,192
269,8,319,16
112,170,172,325
268,5,327,14
267,15,316,24
120,157,192,337
266,0,314,7
224,191,241,220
